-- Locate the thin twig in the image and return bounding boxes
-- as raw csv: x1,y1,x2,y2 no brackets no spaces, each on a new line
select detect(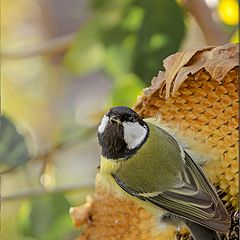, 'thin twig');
0,126,97,175
1,184,94,202
183,0,228,45
1,32,76,59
